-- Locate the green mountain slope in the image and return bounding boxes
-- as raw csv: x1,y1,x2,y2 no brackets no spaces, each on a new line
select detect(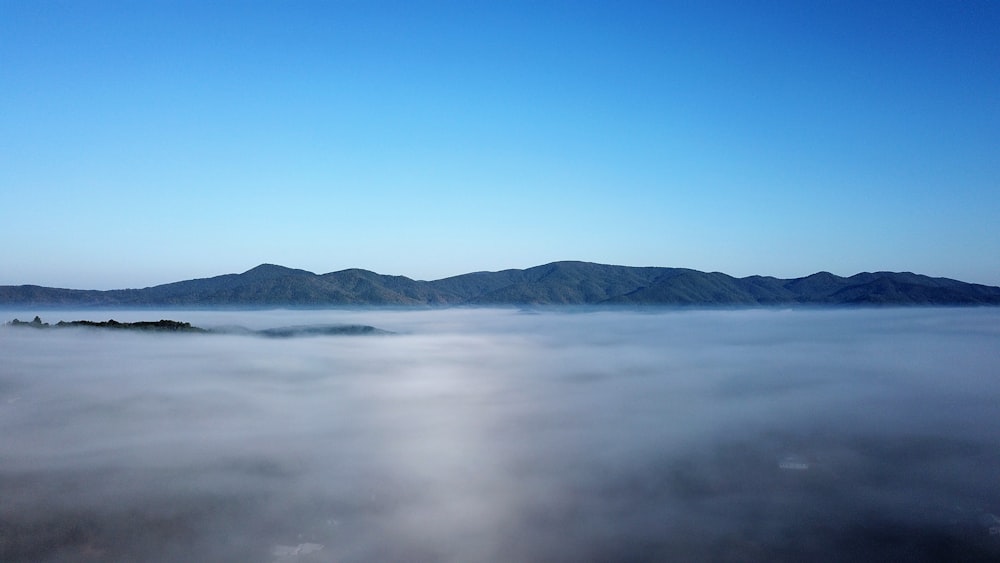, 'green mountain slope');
2,262,998,306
